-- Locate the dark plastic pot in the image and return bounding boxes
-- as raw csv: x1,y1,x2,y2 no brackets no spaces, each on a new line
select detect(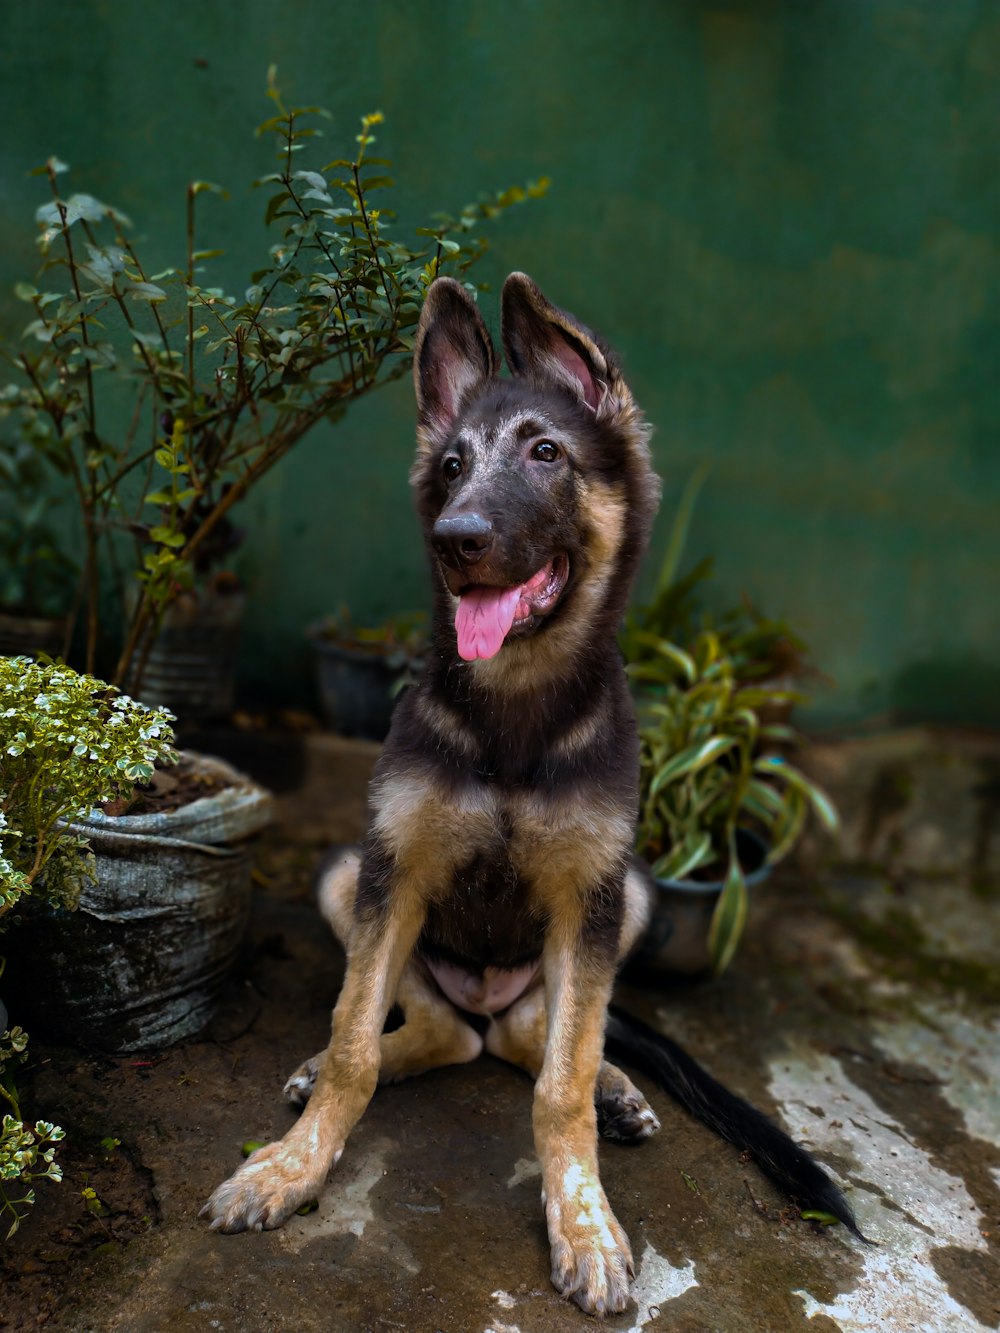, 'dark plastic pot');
0,611,67,660
634,829,772,976
128,587,246,724
308,628,408,741
4,753,272,1053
